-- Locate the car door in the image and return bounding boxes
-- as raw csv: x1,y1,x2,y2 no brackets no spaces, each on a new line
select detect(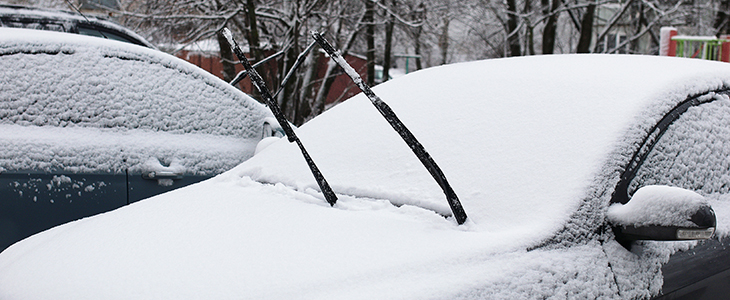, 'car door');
610,91,730,299
0,172,127,250
127,166,210,203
